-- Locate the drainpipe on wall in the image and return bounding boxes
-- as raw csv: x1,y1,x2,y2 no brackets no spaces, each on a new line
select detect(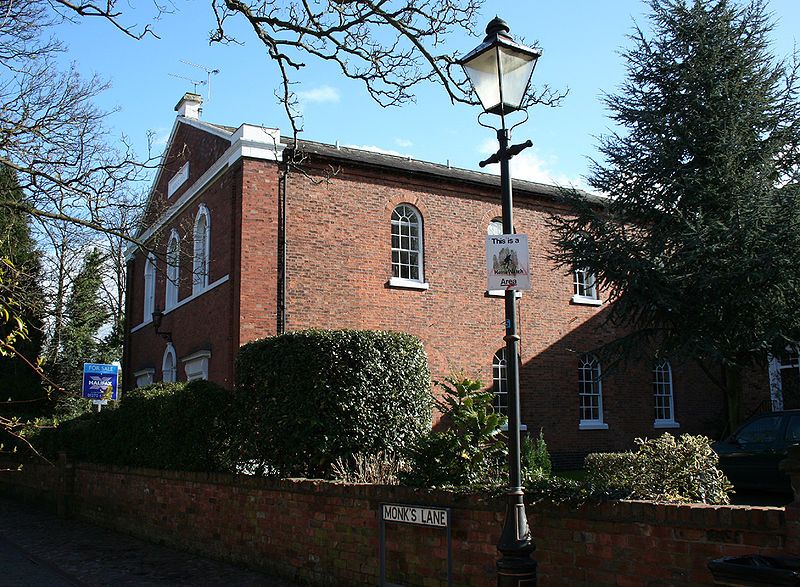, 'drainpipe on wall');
277,165,287,335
